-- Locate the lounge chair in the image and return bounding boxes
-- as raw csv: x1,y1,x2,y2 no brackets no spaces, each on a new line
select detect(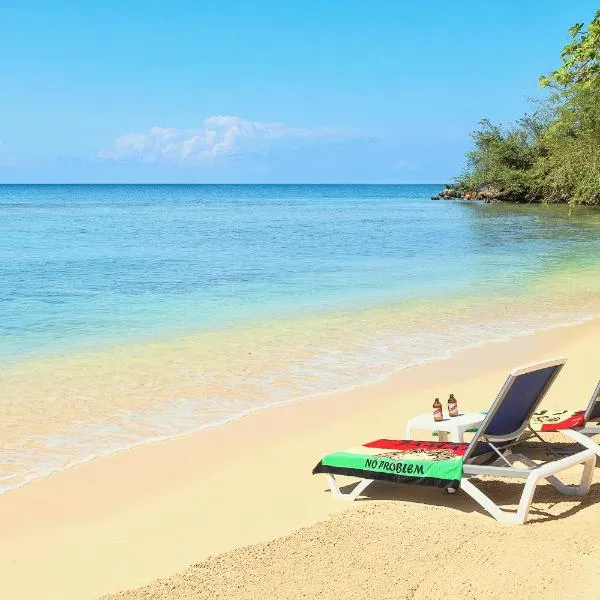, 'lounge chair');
528,379,600,456
313,358,596,524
